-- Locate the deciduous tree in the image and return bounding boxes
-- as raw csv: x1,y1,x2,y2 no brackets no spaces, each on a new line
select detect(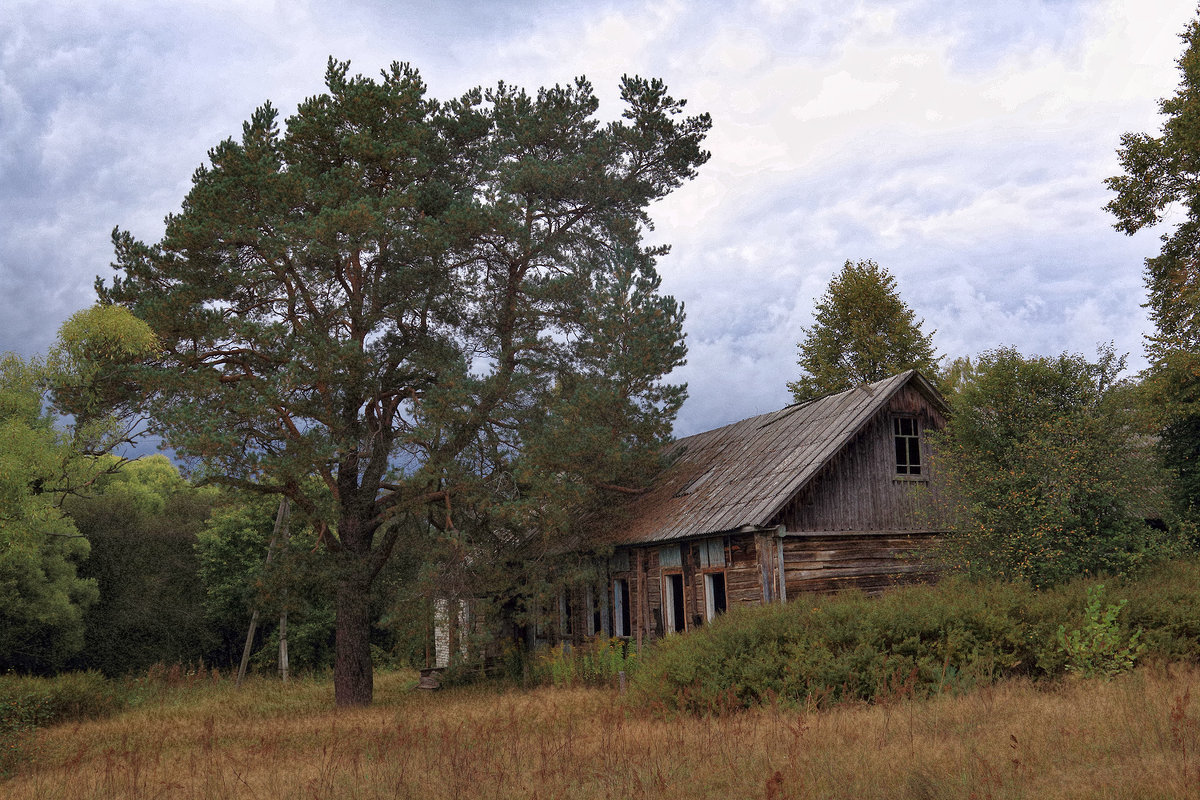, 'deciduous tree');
66,455,220,675
1106,14,1200,518
0,305,158,671
935,346,1178,587
788,259,940,403
99,60,708,705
